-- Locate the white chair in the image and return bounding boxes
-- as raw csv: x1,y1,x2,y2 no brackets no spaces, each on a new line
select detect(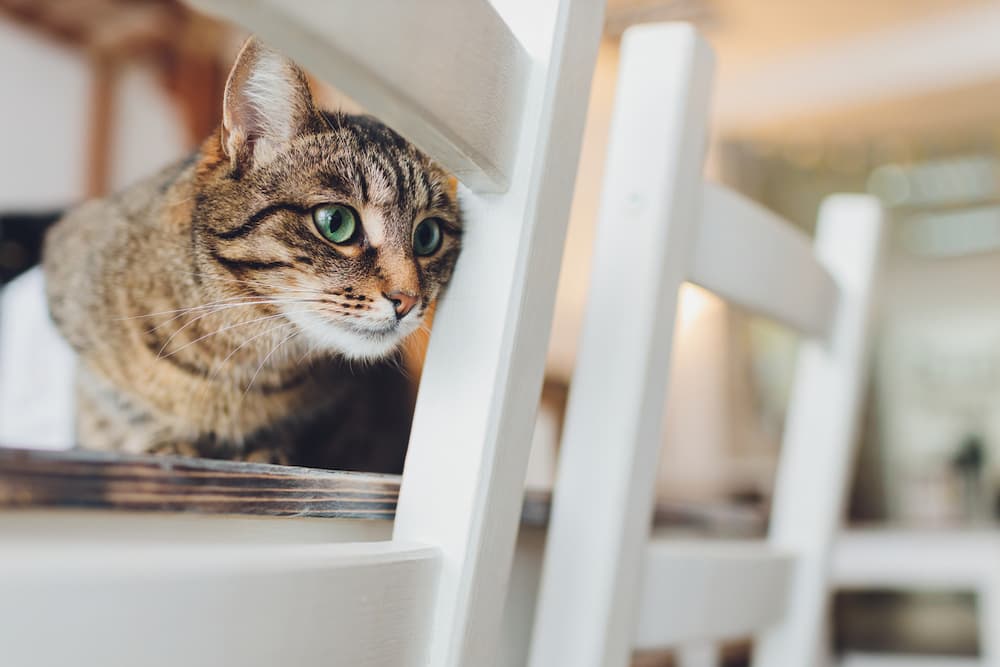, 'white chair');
0,1,605,666
832,529,999,666
528,23,884,667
